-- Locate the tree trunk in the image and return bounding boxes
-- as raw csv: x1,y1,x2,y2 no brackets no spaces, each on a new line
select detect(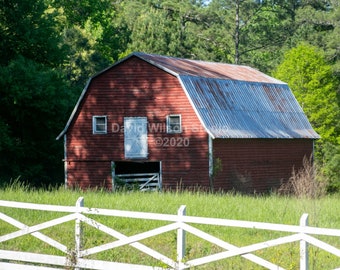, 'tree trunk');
234,0,240,64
